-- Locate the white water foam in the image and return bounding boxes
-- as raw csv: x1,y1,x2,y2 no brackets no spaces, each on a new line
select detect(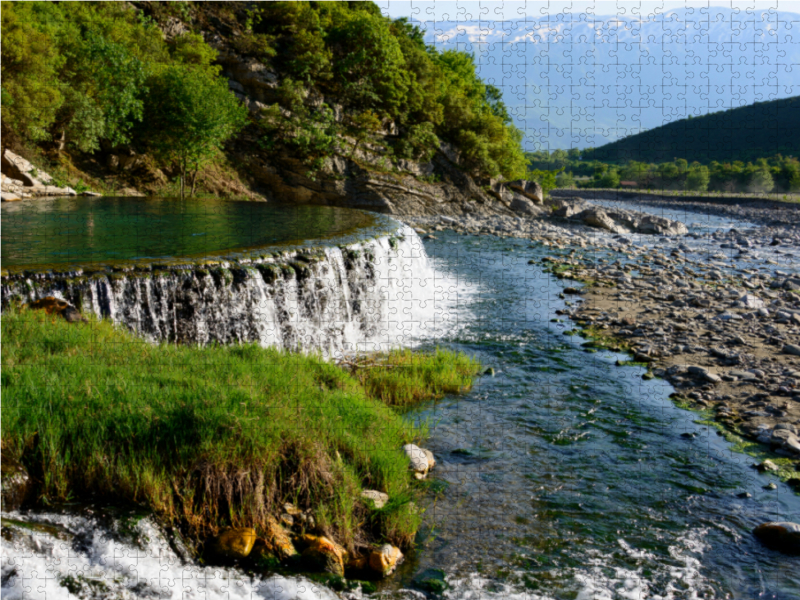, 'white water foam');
1,511,341,600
